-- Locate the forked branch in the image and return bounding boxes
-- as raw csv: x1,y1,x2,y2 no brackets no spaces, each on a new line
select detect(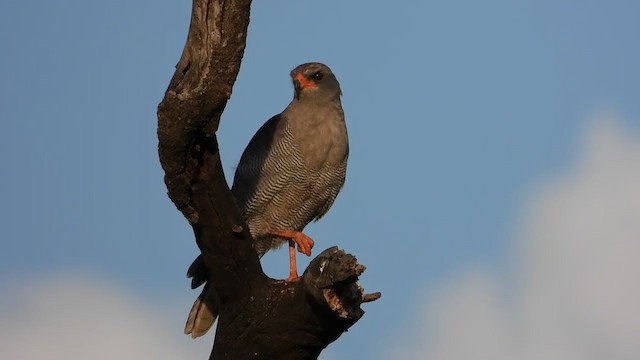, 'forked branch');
157,1,379,359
